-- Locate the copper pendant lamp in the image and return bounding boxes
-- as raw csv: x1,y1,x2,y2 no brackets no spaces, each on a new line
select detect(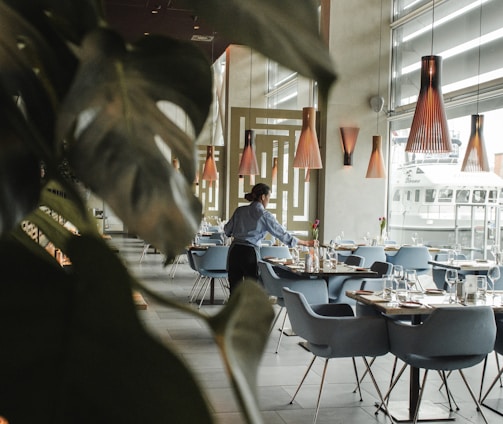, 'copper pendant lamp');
340,127,359,166
293,107,322,181
238,129,259,175
201,145,218,184
366,135,386,178
405,55,452,154
271,157,278,184
461,114,489,172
